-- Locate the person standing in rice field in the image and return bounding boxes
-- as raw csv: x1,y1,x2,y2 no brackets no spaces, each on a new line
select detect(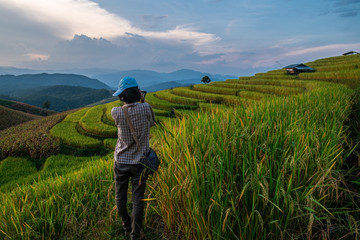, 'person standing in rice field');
111,77,155,240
